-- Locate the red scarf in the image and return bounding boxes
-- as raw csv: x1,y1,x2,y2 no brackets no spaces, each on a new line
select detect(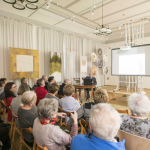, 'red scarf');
40,118,57,125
